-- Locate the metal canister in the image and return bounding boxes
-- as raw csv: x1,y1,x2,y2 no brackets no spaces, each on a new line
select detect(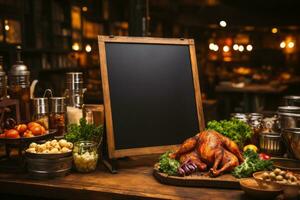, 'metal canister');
284,96,300,107
32,98,49,129
259,133,284,156
278,106,300,130
231,113,248,123
0,56,7,100
8,46,31,122
65,72,85,108
49,97,66,136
